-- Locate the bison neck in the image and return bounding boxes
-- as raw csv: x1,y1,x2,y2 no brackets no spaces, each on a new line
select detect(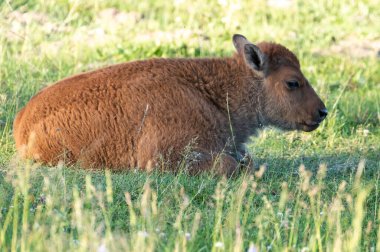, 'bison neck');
173,56,265,146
